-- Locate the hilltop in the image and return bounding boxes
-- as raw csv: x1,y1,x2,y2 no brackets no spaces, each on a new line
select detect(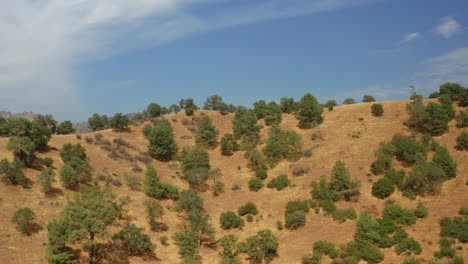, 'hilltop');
0,99,466,264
